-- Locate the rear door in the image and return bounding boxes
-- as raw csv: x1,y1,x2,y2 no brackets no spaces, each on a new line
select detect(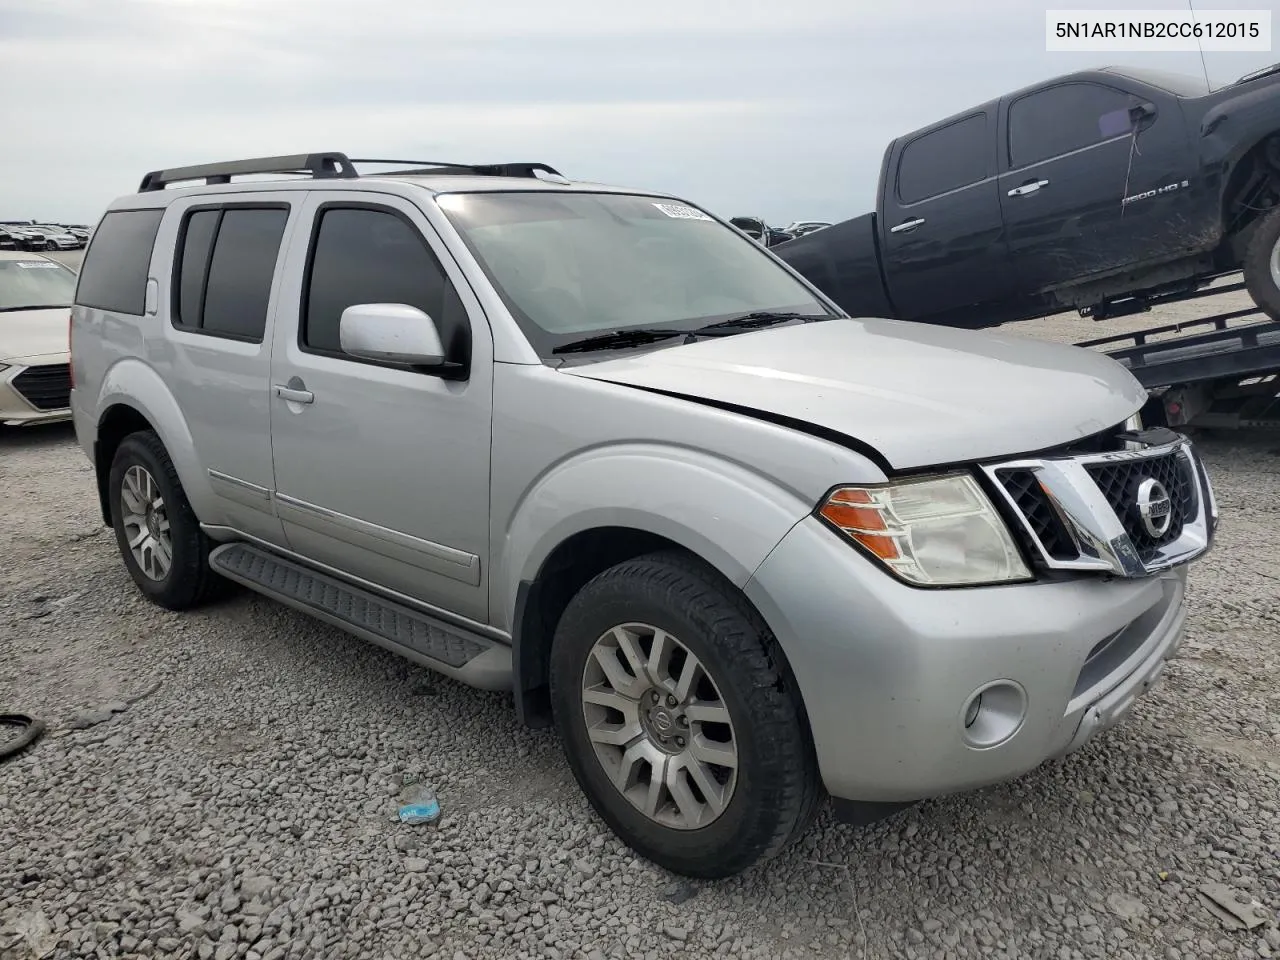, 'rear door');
879,110,1017,319
997,80,1194,294
160,193,299,545
266,191,494,624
